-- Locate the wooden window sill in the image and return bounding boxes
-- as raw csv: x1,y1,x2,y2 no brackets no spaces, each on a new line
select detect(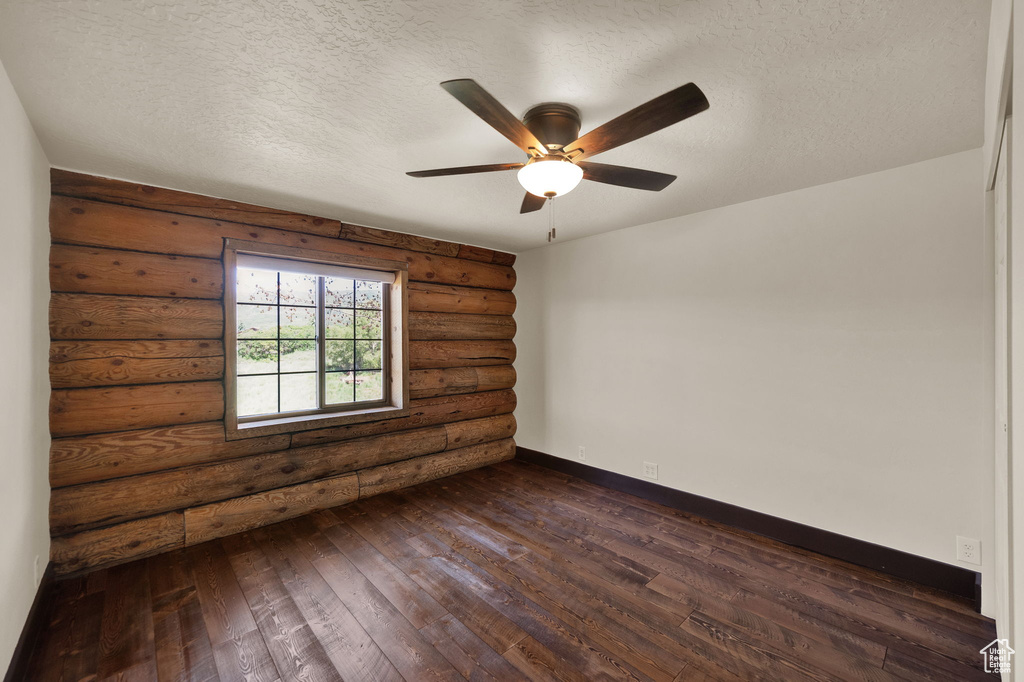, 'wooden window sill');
225,405,411,440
